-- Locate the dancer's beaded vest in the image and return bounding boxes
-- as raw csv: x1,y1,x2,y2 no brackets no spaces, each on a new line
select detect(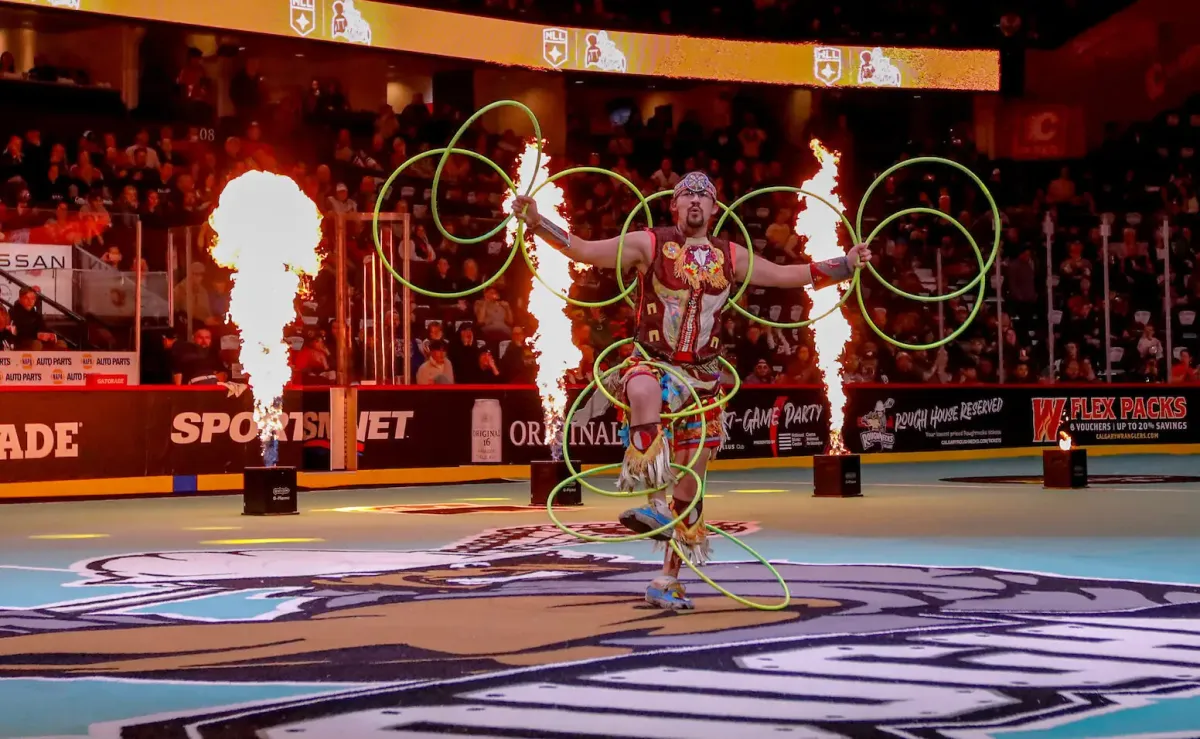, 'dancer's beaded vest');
636,226,735,365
